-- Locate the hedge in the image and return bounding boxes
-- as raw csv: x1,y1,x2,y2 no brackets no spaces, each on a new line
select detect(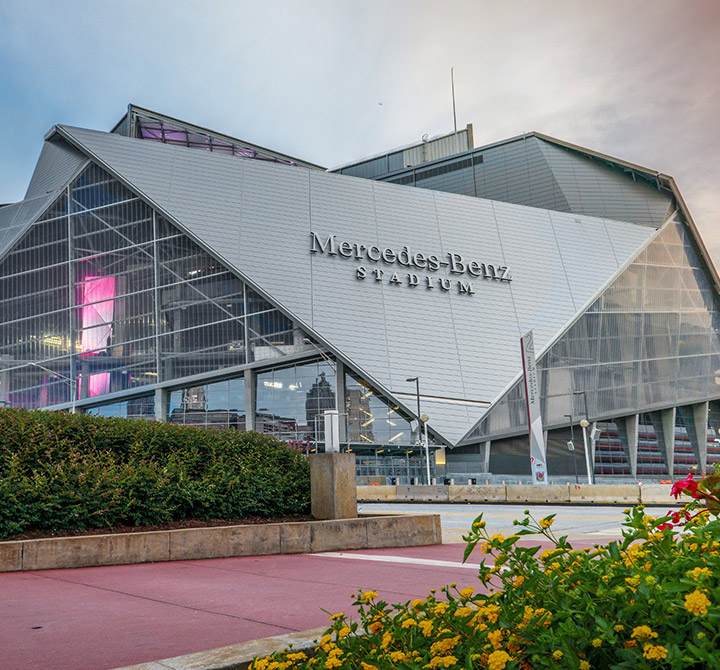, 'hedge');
0,407,310,539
